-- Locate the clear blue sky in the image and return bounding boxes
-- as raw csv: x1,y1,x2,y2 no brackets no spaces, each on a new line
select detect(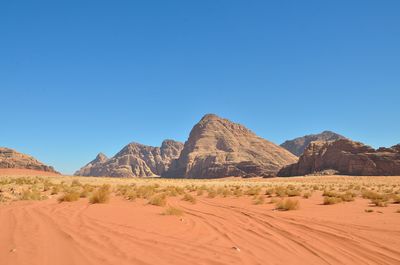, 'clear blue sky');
1,1,399,174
